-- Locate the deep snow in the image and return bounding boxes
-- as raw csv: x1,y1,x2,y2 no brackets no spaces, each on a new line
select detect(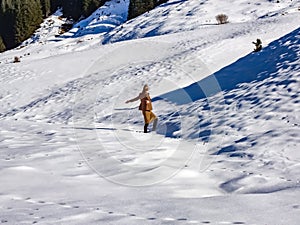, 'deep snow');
0,0,300,224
